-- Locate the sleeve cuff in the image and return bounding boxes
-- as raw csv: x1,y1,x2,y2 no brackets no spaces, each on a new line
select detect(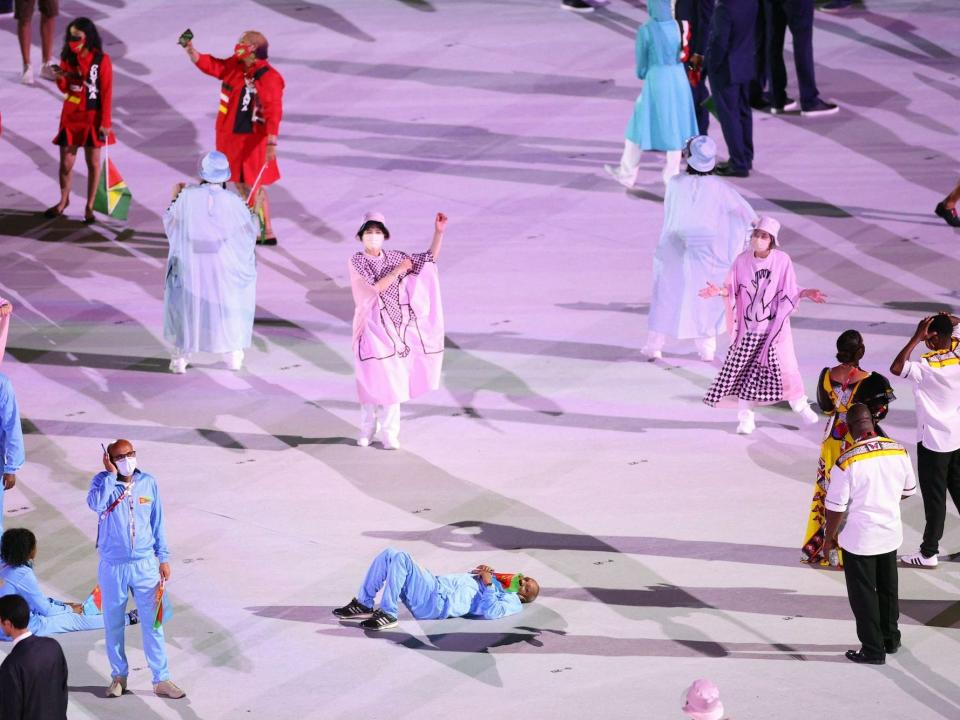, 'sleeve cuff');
824,499,847,512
